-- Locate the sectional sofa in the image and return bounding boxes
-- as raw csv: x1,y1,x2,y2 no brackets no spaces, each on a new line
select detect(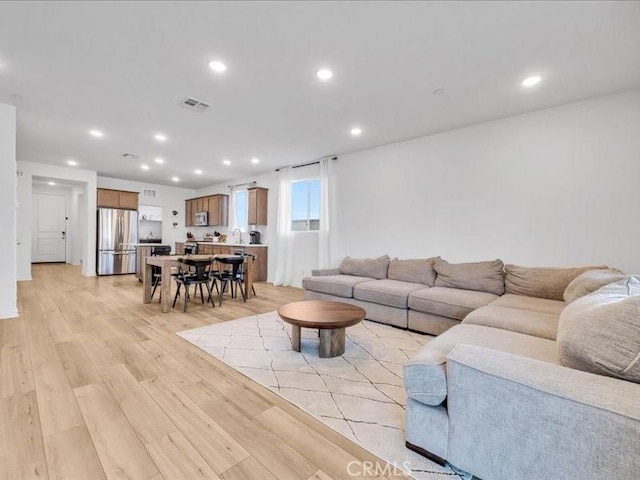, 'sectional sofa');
303,257,640,479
